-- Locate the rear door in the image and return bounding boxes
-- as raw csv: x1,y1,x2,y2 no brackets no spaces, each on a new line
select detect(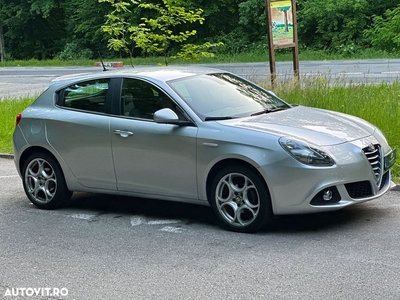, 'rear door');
46,78,116,190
